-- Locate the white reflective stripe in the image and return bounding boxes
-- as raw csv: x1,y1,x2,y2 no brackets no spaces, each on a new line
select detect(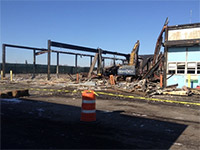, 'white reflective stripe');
82,110,96,113
82,100,95,104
